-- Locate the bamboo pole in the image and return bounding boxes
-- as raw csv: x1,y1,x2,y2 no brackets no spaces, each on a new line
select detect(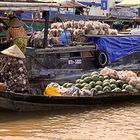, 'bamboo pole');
0,1,86,8
0,2,59,7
